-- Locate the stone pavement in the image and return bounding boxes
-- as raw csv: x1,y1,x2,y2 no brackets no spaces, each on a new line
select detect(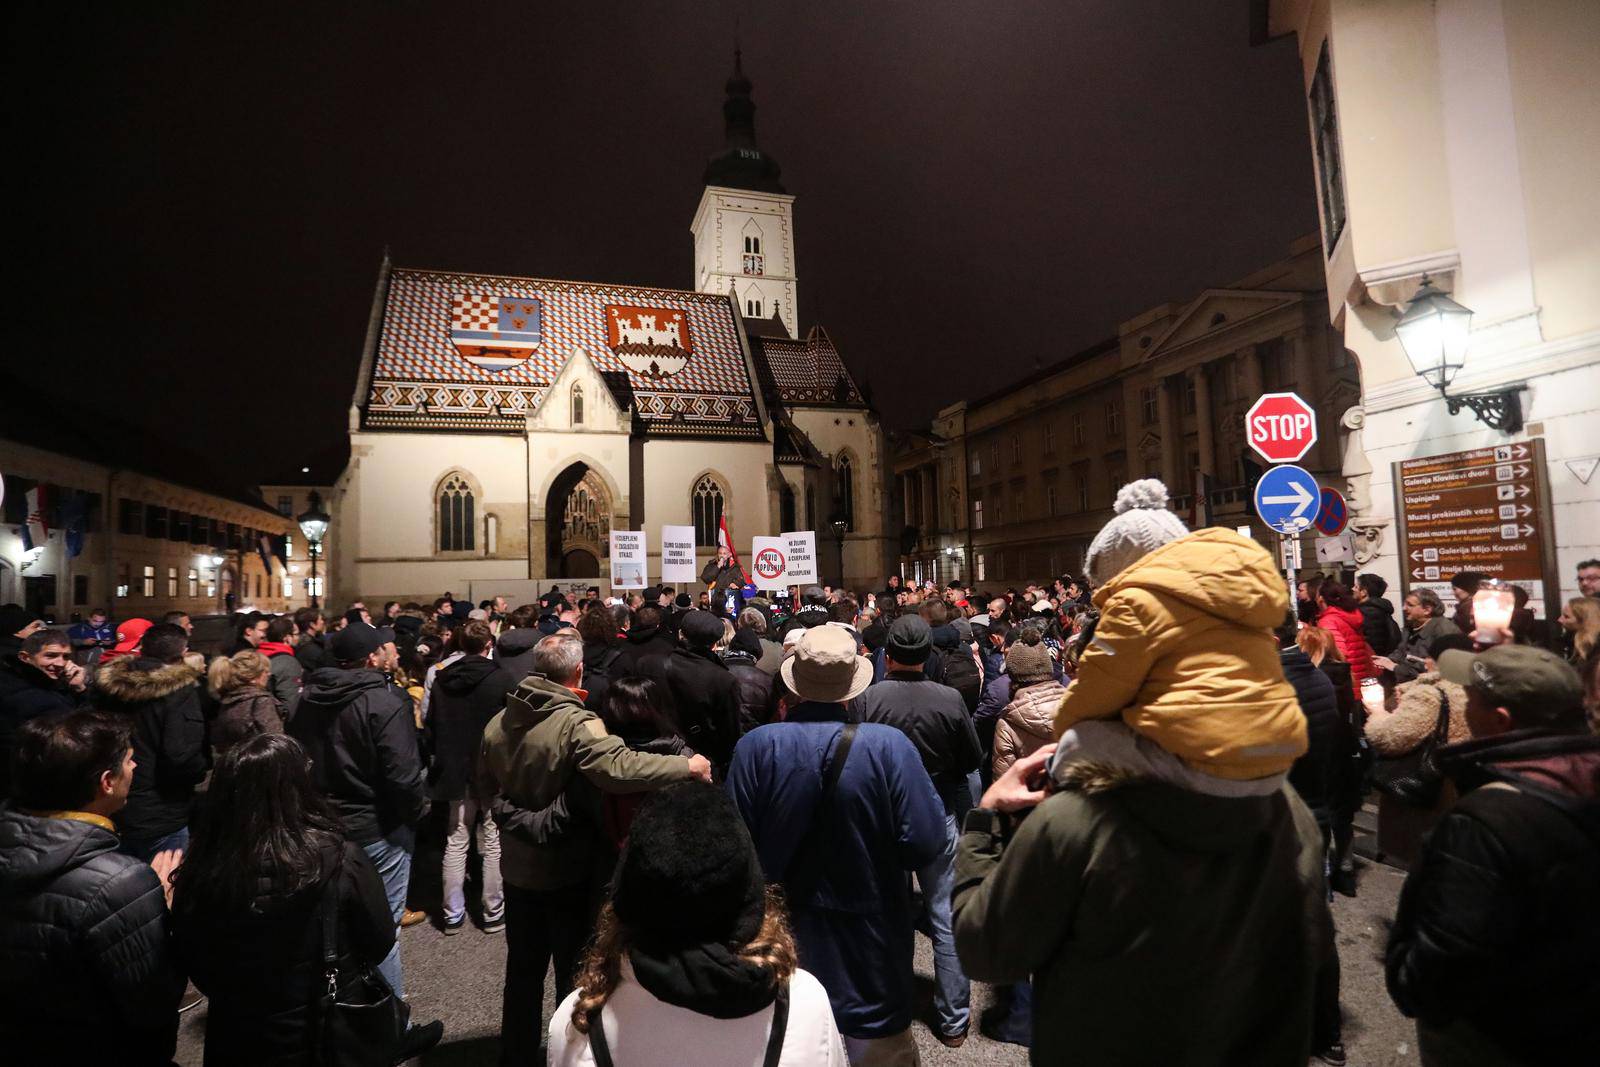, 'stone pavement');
174,858,1419,1065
